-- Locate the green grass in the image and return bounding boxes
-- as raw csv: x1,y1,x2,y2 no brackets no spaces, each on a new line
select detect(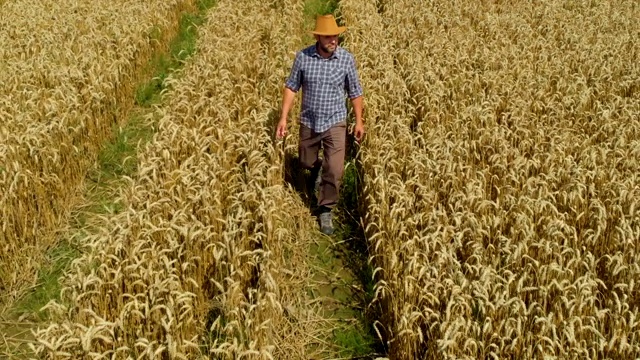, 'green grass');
299,153,381,358
303,0,338,18
72,113,155,226
292,0,384,357
334,158,385,357
334,324,378,358
9,241,79,320
302,0,340,44
96,114,154,181
136,0,217,106
2,0,218,335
